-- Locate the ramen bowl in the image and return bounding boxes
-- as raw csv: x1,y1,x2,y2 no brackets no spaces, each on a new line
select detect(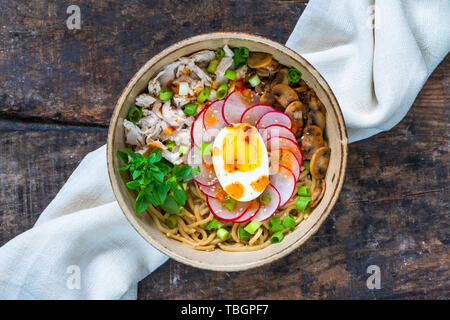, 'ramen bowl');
107,32,348,271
